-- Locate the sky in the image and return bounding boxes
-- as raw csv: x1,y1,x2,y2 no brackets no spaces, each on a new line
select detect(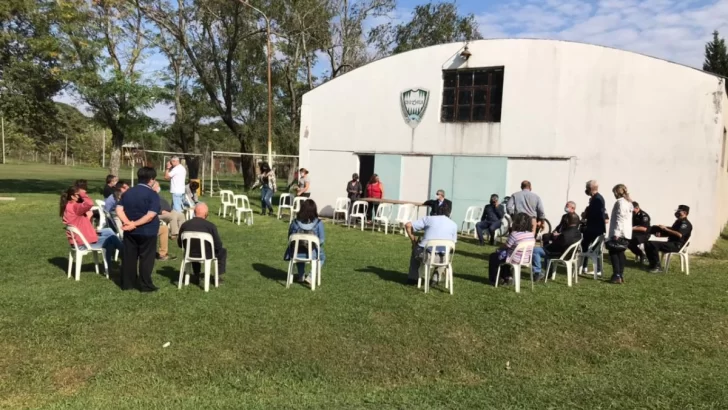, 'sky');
56,0,728,121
